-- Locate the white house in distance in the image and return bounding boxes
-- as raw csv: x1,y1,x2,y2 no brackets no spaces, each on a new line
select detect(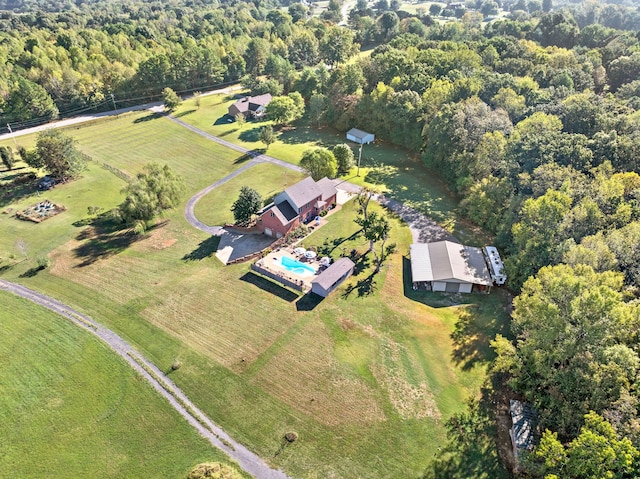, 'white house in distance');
346,128,375,144
409,241,493,293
